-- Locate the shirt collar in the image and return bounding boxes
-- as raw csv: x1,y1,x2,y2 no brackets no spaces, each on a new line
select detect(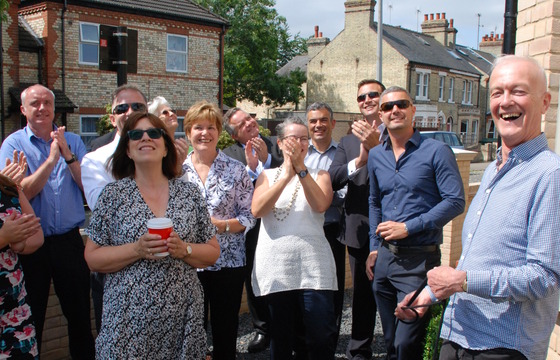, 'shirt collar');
497,133,549,164
383,128,421,149
25,123,57,142
308,139,337,154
